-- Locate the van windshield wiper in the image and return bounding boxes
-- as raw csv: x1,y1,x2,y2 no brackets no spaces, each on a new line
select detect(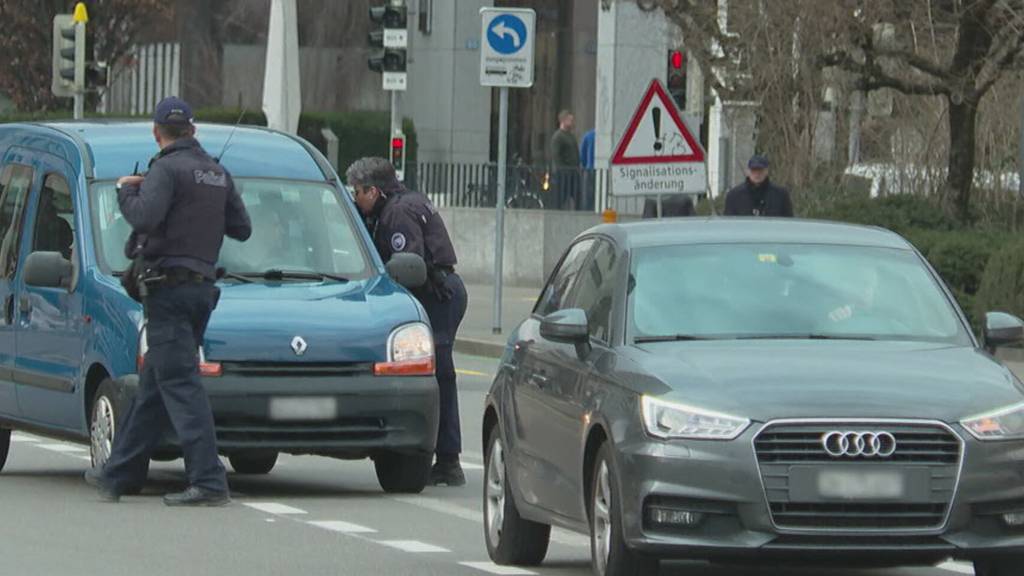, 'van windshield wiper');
248,269,349,282
634,334,717,343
